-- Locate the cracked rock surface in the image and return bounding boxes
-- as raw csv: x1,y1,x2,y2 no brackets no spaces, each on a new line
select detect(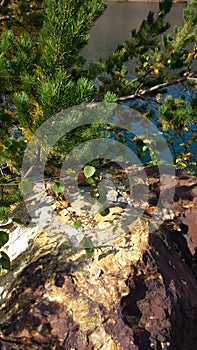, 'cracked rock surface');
0,165,197,350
